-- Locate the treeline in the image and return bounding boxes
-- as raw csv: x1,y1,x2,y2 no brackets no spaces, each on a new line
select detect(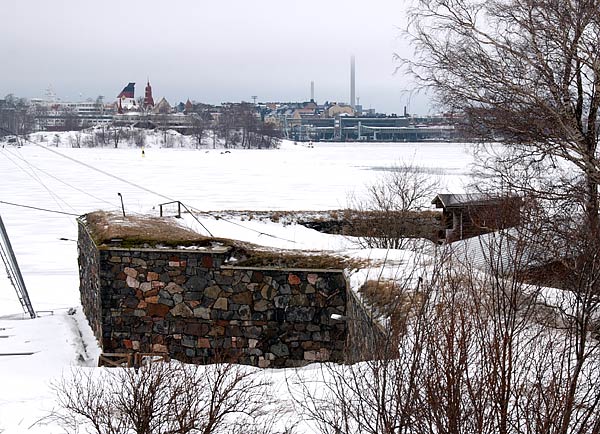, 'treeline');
1,95,283,150
190,102,281,149
0,94,34,139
